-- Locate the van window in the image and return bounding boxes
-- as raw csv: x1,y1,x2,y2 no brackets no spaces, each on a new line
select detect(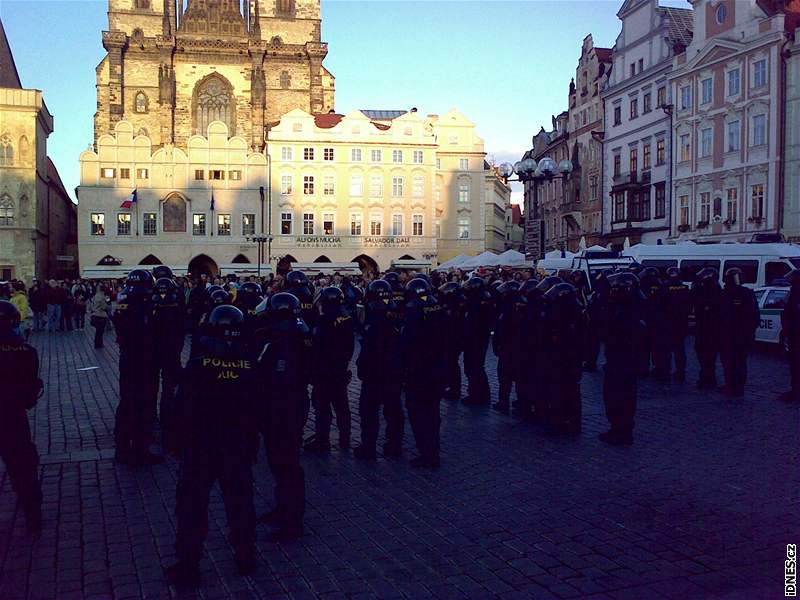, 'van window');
765,261,791,284
641,259,678,275
679,259,720,283
722,260,758,284
754,290,766,304
764,289,789,309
